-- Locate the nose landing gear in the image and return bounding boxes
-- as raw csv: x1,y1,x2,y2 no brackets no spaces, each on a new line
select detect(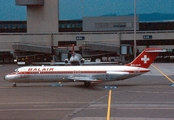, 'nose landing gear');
13,83,17,87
